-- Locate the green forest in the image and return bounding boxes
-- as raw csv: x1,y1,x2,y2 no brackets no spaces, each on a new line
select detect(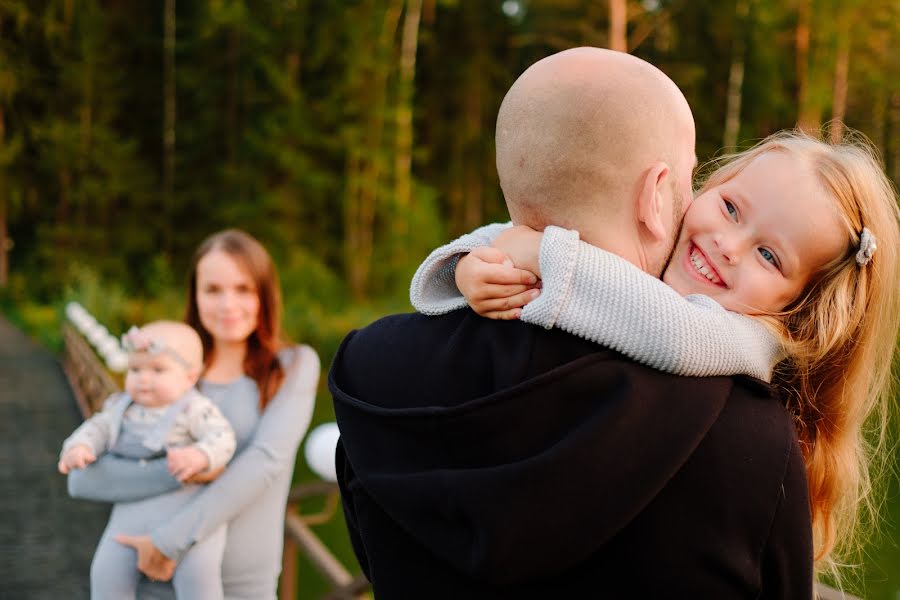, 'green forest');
1,0,898,598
